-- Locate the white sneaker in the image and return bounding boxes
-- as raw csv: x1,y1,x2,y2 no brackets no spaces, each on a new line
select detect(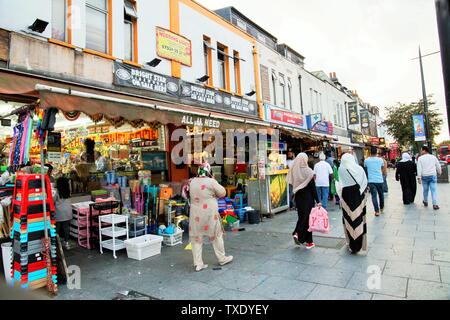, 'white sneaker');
219,256,234,266
195,264,208,272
